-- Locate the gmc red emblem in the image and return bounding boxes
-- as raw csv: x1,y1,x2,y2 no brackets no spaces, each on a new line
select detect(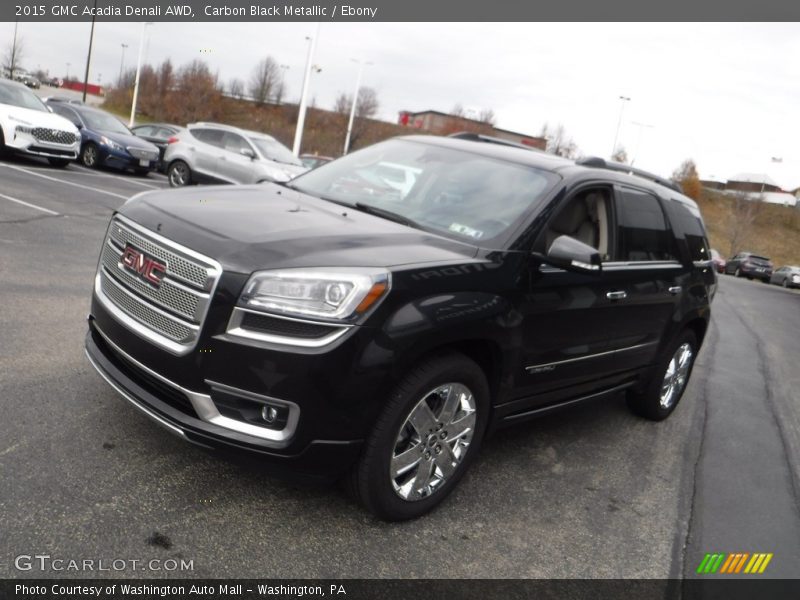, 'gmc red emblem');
120,244,167,288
